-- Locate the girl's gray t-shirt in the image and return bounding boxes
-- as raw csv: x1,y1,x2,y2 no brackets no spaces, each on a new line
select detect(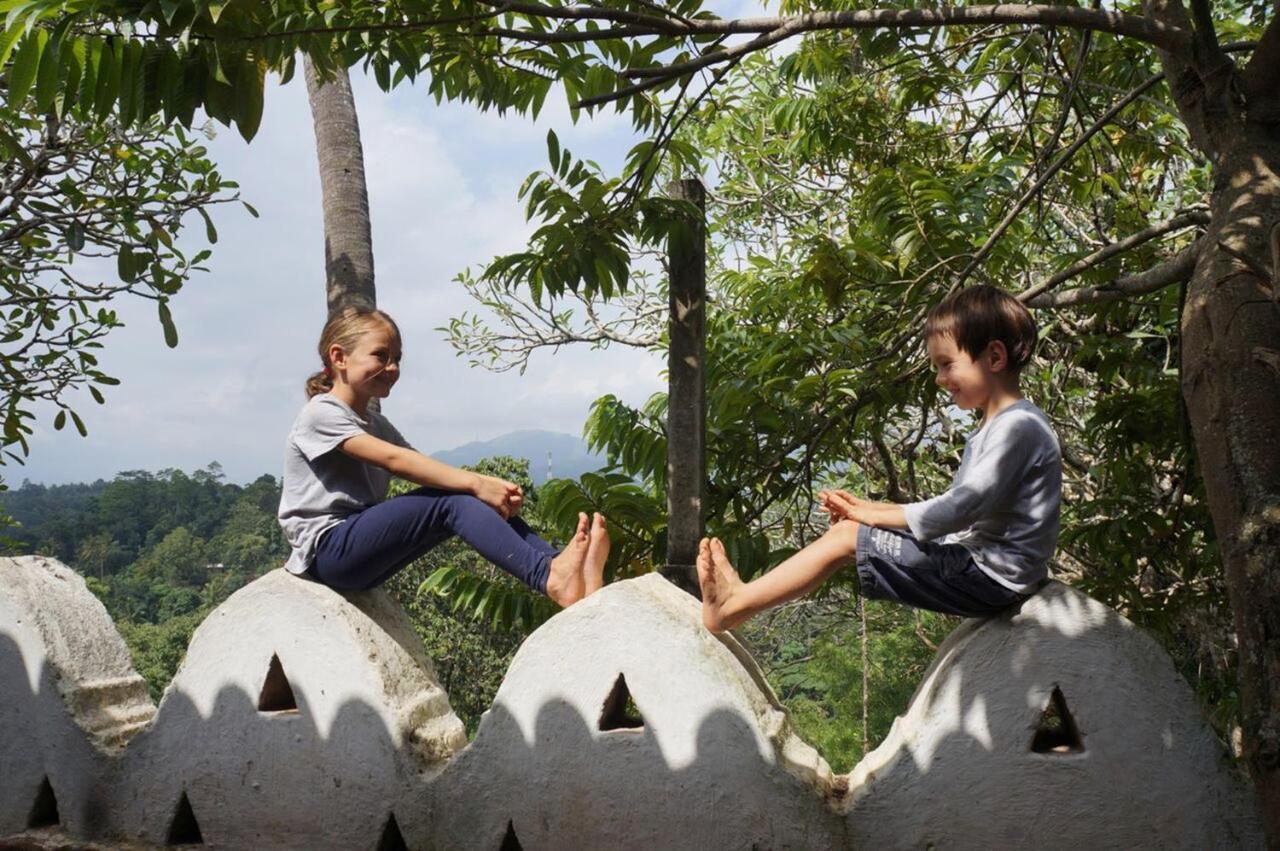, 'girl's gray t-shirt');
277,393,411,575
903,399,1062,592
